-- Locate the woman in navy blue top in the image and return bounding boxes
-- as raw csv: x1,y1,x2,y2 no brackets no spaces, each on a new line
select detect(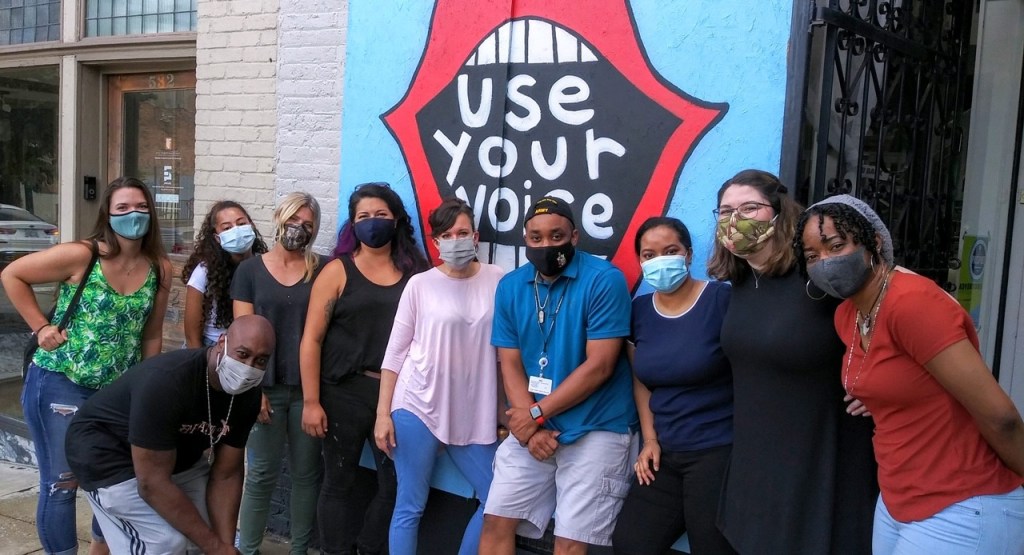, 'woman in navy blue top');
612,217,736,555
